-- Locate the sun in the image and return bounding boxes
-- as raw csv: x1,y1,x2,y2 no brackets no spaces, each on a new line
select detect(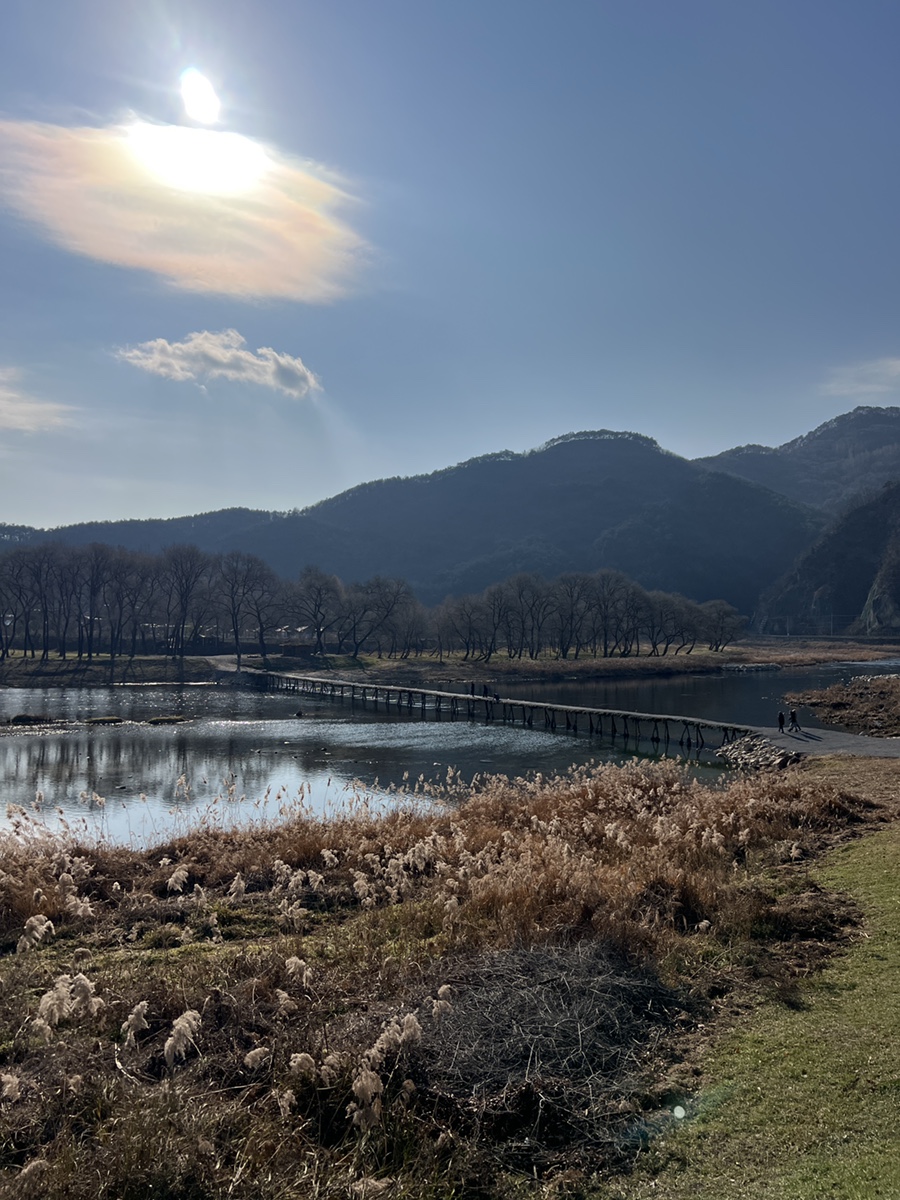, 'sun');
123,70,269,195
126,122,270,195
180,68,221,125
